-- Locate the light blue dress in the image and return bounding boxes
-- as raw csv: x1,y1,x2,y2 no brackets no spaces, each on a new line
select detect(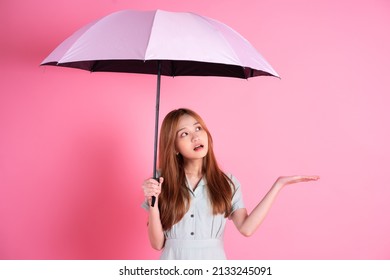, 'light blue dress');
142,174,245,260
